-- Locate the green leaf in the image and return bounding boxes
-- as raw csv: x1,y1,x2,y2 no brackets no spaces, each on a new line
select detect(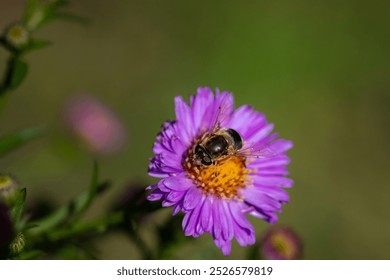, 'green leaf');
26,203,71,237
10,188,27,229
23,0,72,31
71,162,99,220
23,0,56,30
5,57,29,90
26,178,110,237
14,250,43,260
0,127,44,158
23,0,45,30
24,39,52,52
